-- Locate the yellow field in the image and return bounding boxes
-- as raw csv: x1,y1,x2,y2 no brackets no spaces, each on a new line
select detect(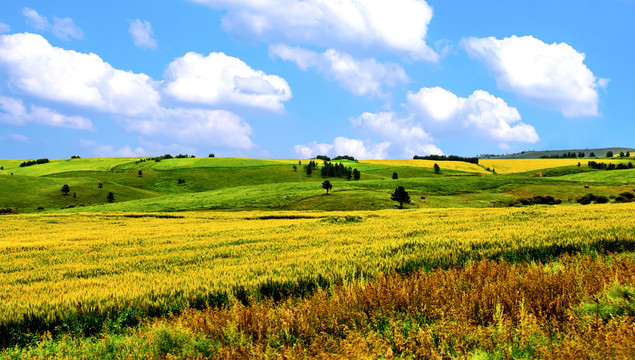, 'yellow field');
1,204,634,334
363,159,488,173
479,158,629,174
